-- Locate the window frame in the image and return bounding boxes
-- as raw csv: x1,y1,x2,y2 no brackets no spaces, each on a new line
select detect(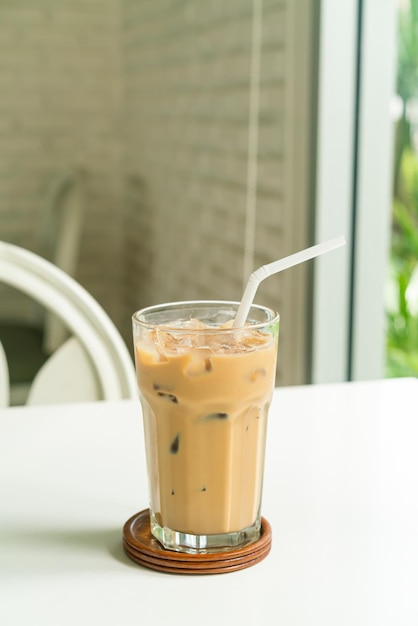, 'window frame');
312,0,397,383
